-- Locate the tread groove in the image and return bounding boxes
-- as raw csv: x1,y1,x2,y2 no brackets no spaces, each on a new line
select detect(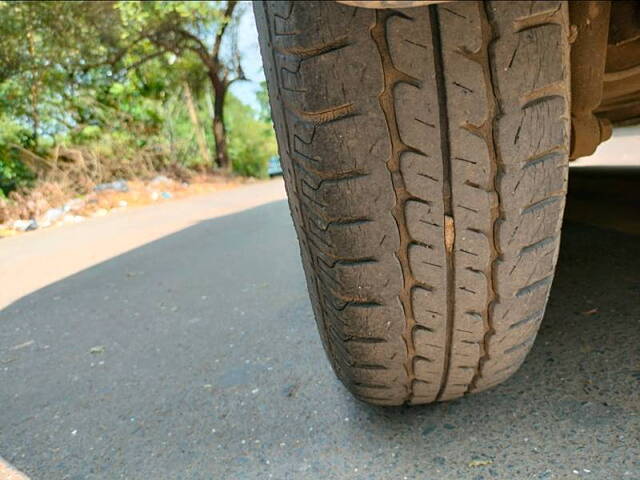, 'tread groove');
521,146,566,170
463,1,501,395
275,36,351,59
371,8,428,404
286,102,358,126
430,4,455,402
515,275,553,297
519,236,556,255
509,309,545,330
521,194,563,214
512,6,563,33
